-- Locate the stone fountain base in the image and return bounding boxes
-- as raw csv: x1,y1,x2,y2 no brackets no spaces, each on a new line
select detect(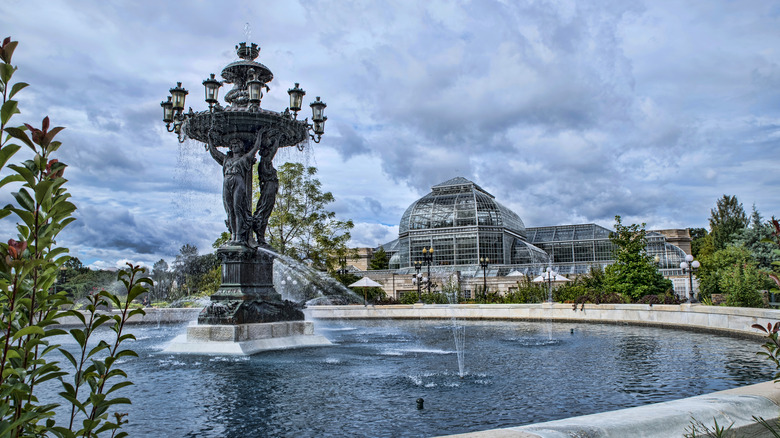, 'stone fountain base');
165,321,331,355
